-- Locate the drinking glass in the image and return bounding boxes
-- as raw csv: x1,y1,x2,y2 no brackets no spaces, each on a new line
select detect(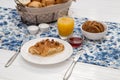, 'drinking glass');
57,16,74,40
